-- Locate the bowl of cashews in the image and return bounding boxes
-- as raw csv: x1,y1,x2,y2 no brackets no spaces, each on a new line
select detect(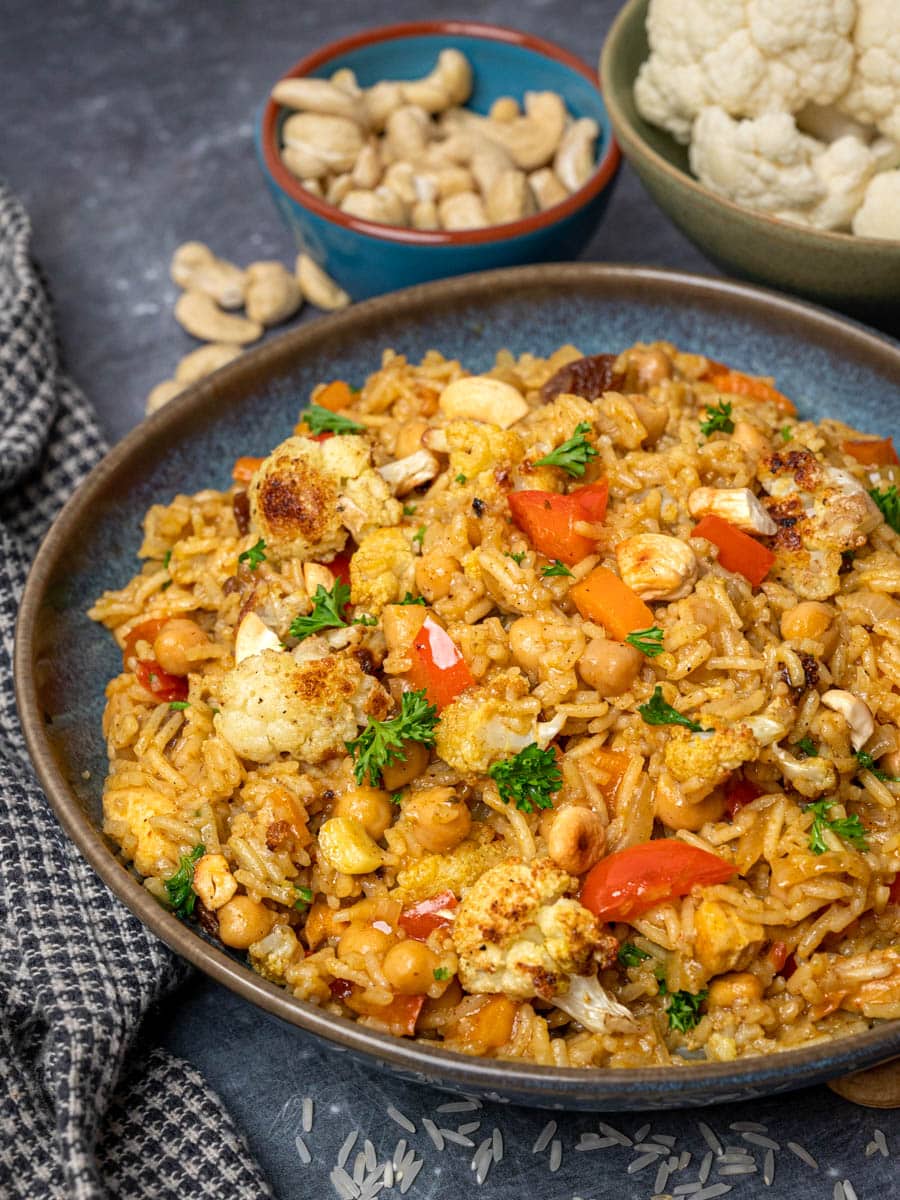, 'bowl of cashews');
257,20,621,300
